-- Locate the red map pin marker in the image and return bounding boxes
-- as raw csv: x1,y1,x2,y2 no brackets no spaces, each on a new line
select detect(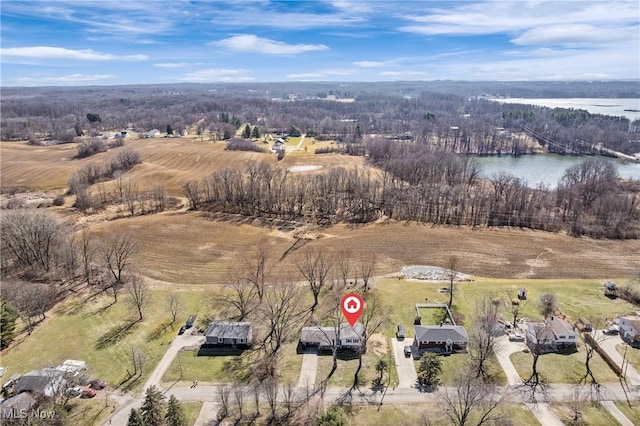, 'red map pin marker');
341,293,364,327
